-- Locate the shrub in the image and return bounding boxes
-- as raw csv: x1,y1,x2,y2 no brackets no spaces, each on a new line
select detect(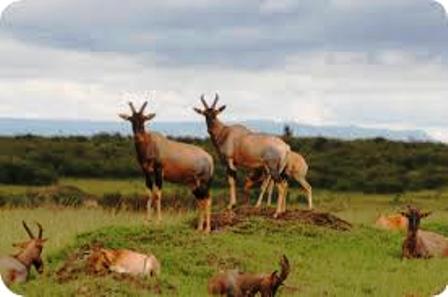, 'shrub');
99,192,123,210
0,158,57,186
